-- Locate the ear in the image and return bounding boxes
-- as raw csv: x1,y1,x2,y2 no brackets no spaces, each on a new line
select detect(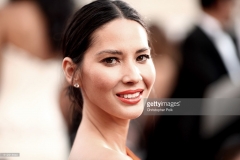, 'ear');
62,57,79,86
